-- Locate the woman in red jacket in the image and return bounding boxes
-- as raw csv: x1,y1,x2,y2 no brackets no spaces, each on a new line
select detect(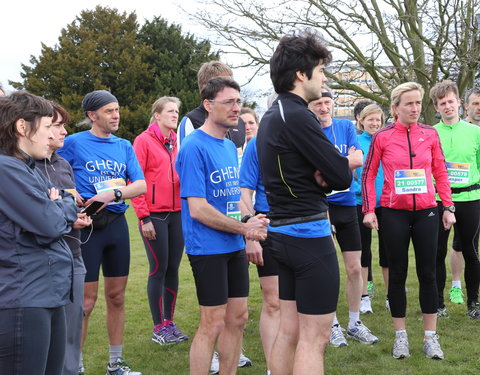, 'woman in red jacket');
132,97,186,345
362,82,455,360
